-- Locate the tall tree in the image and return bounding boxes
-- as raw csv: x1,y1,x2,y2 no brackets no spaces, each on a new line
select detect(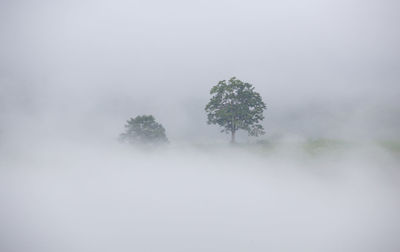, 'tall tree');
120,115,168,145
205,77,266,143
